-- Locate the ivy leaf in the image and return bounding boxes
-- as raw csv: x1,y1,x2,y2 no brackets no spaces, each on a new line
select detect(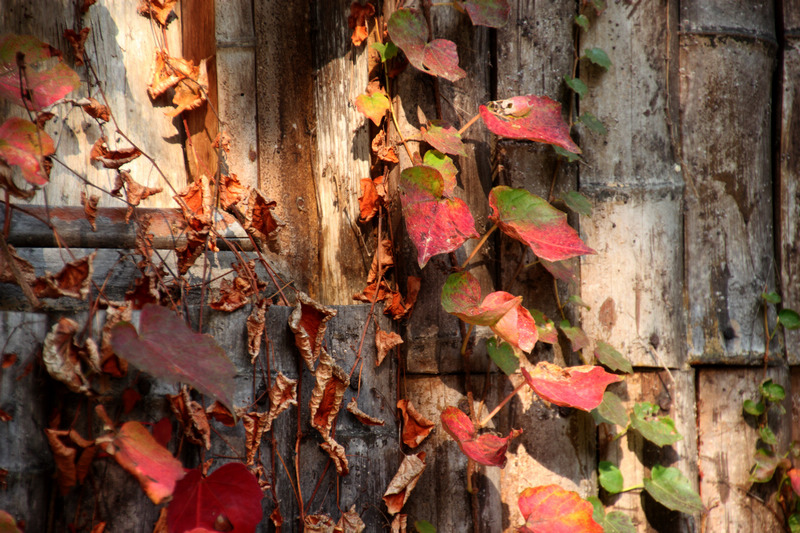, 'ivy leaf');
110,304,238,412
564,75,587,98
592,504,636,533
779,309,800,330
762,291,781,304
591,391,628,427
440,406,522,467
583,47,612,70
0,34,80,109
486,337,519,375
480,94,581,153
399,166,478,267
540,258,579,283
788,468,800,496
760,379,786,403
751,449,791,483
167,463,264,533
598,461,624,494
529,308,558,344
759,426,778,446
415,520,436,533
567,295,590,310
0,510,22,533
463,0,511,28
518,485,603,533
422,150,458,194
643,465,704,515
489,186,595,262
790,513,800,533
578,112,607,135
523,362,623,412
553,145,581,162
560,190,593,216
574,14,590,30
355,91,390,126
387,9,466,82
559,320,591,352
742,399,765,416
423,120,467,157
0,117,55,185
372,41,399,63
594,341,633,374
629,402,682,447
